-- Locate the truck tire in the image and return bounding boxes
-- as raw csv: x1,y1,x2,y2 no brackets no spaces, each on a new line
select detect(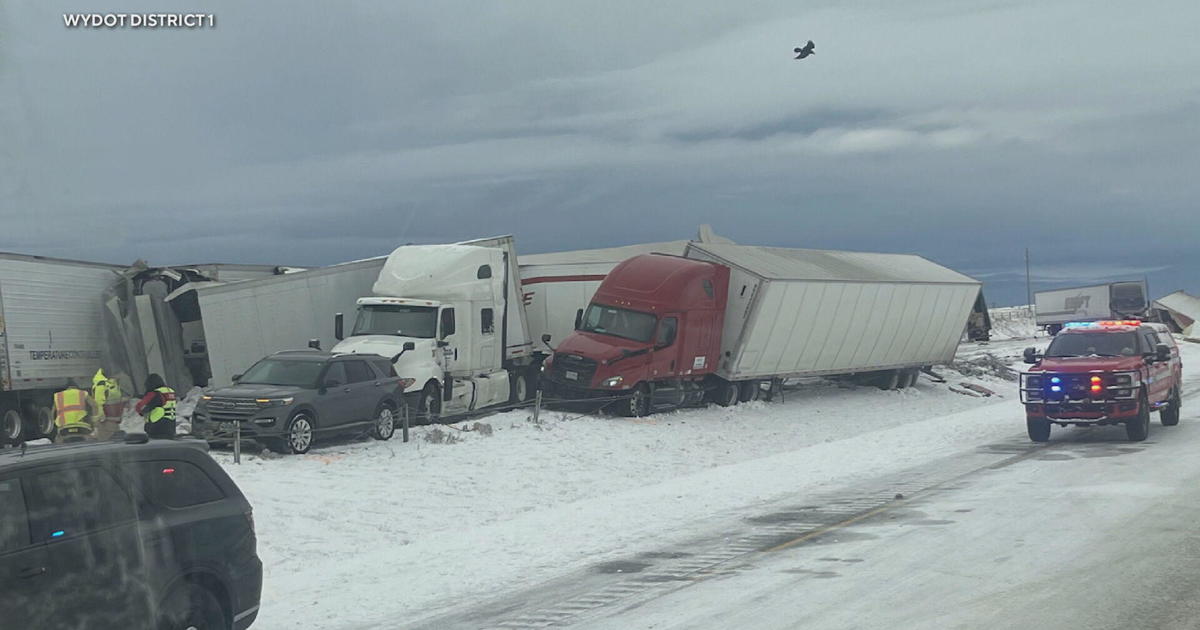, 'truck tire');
1126,392,1151,441
418,382,442,425
25,403,55,441
737,380,759,403
714,380,738,407
1160,388,1182,427
1,405,24,444
624,384,651,417
1027,417,1051,442
878,370,901,390
509,371,528,405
